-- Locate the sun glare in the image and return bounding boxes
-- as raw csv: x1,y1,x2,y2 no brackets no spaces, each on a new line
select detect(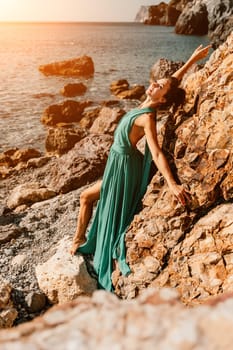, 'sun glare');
0,0,20,21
